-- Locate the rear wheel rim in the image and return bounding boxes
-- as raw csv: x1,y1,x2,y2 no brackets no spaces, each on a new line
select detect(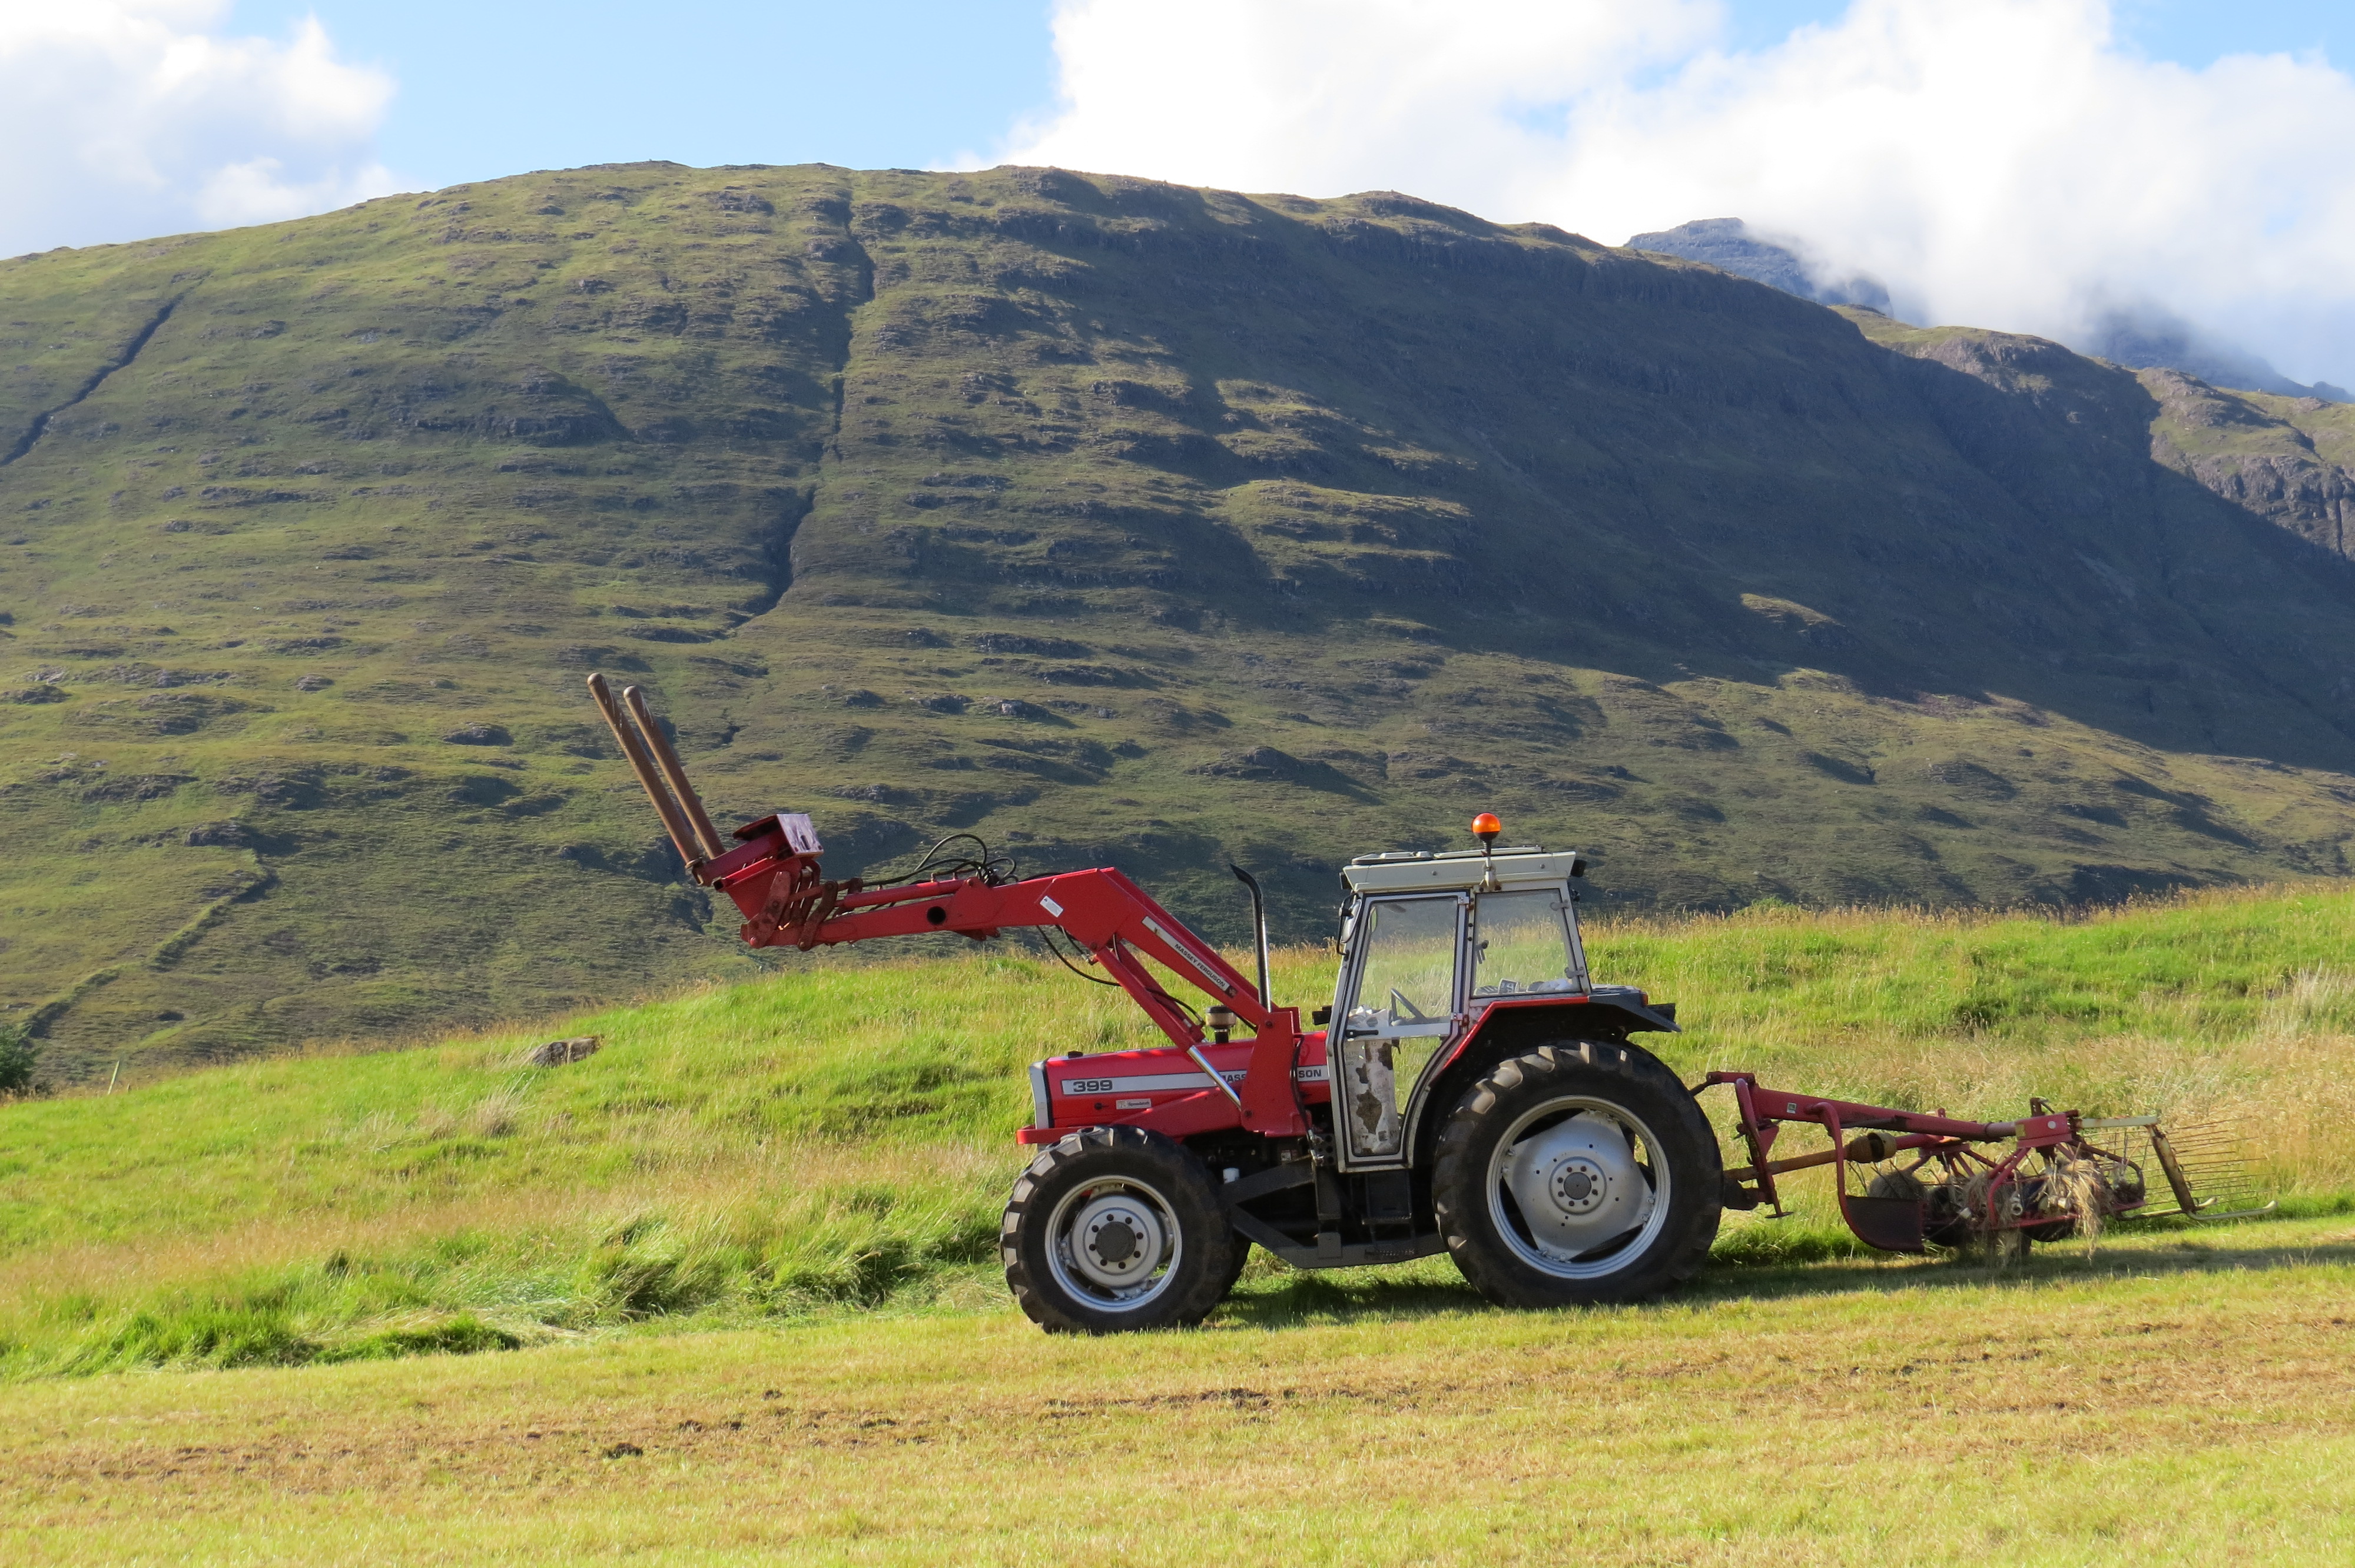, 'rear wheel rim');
1044,1175,1185,1313
1485,1094,1672,1280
